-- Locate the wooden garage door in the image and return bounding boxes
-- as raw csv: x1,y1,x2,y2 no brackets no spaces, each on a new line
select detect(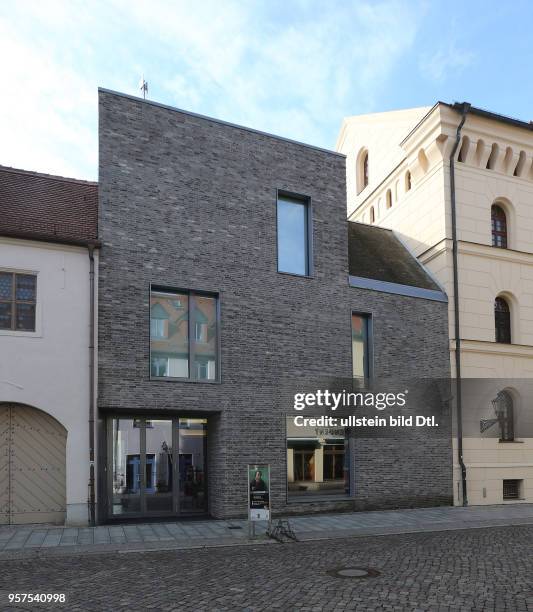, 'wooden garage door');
0,404,66,525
